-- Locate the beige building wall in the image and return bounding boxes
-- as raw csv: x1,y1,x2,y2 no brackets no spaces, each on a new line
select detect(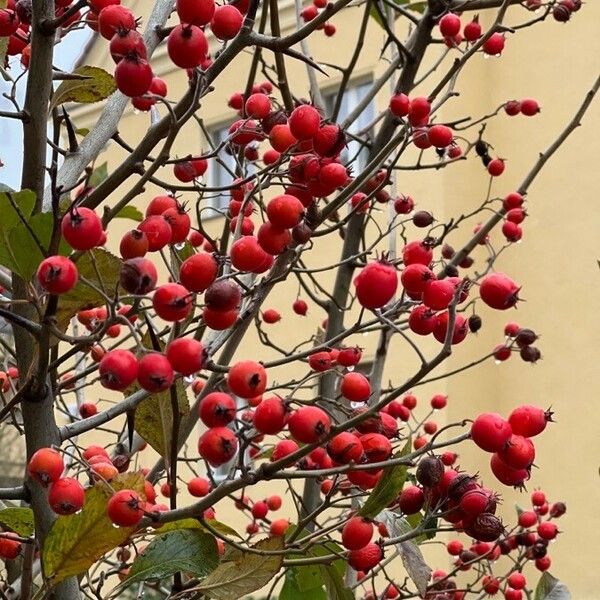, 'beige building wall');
68,2,600,597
